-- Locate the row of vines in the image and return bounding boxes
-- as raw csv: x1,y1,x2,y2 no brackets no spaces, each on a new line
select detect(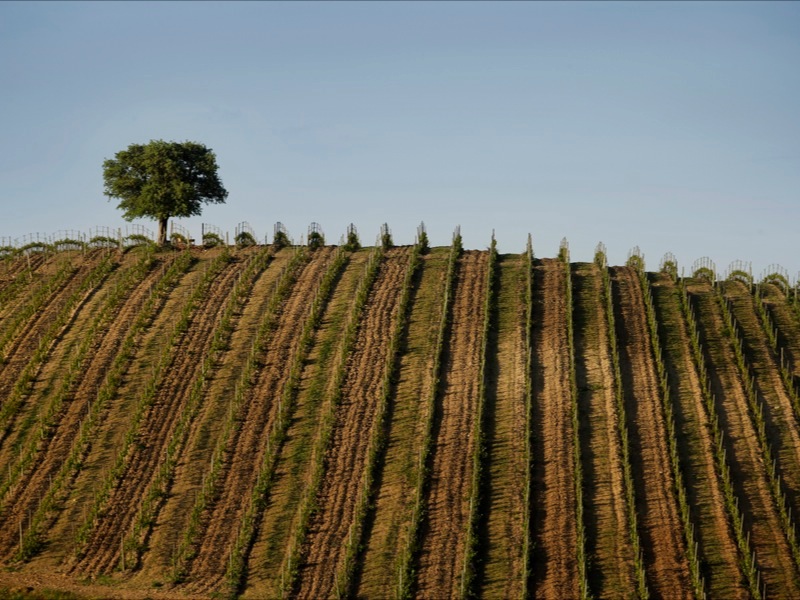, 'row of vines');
2,239,800,599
